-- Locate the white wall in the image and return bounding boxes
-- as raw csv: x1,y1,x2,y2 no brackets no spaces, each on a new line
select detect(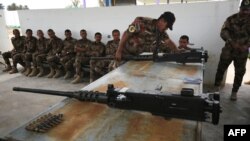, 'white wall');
0,10,12,52
5,11,20,27
18,0,240,85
